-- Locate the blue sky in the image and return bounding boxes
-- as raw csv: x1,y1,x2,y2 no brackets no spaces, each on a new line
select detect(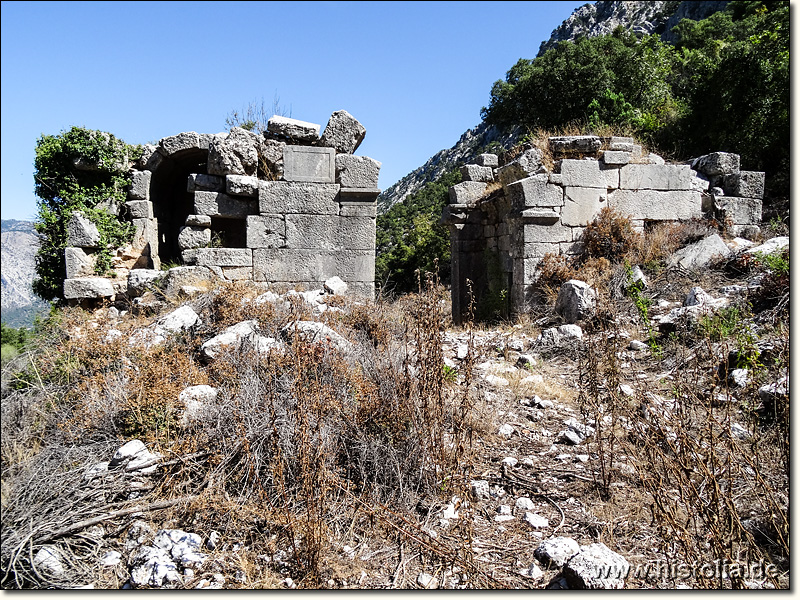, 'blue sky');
1,1,584,222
